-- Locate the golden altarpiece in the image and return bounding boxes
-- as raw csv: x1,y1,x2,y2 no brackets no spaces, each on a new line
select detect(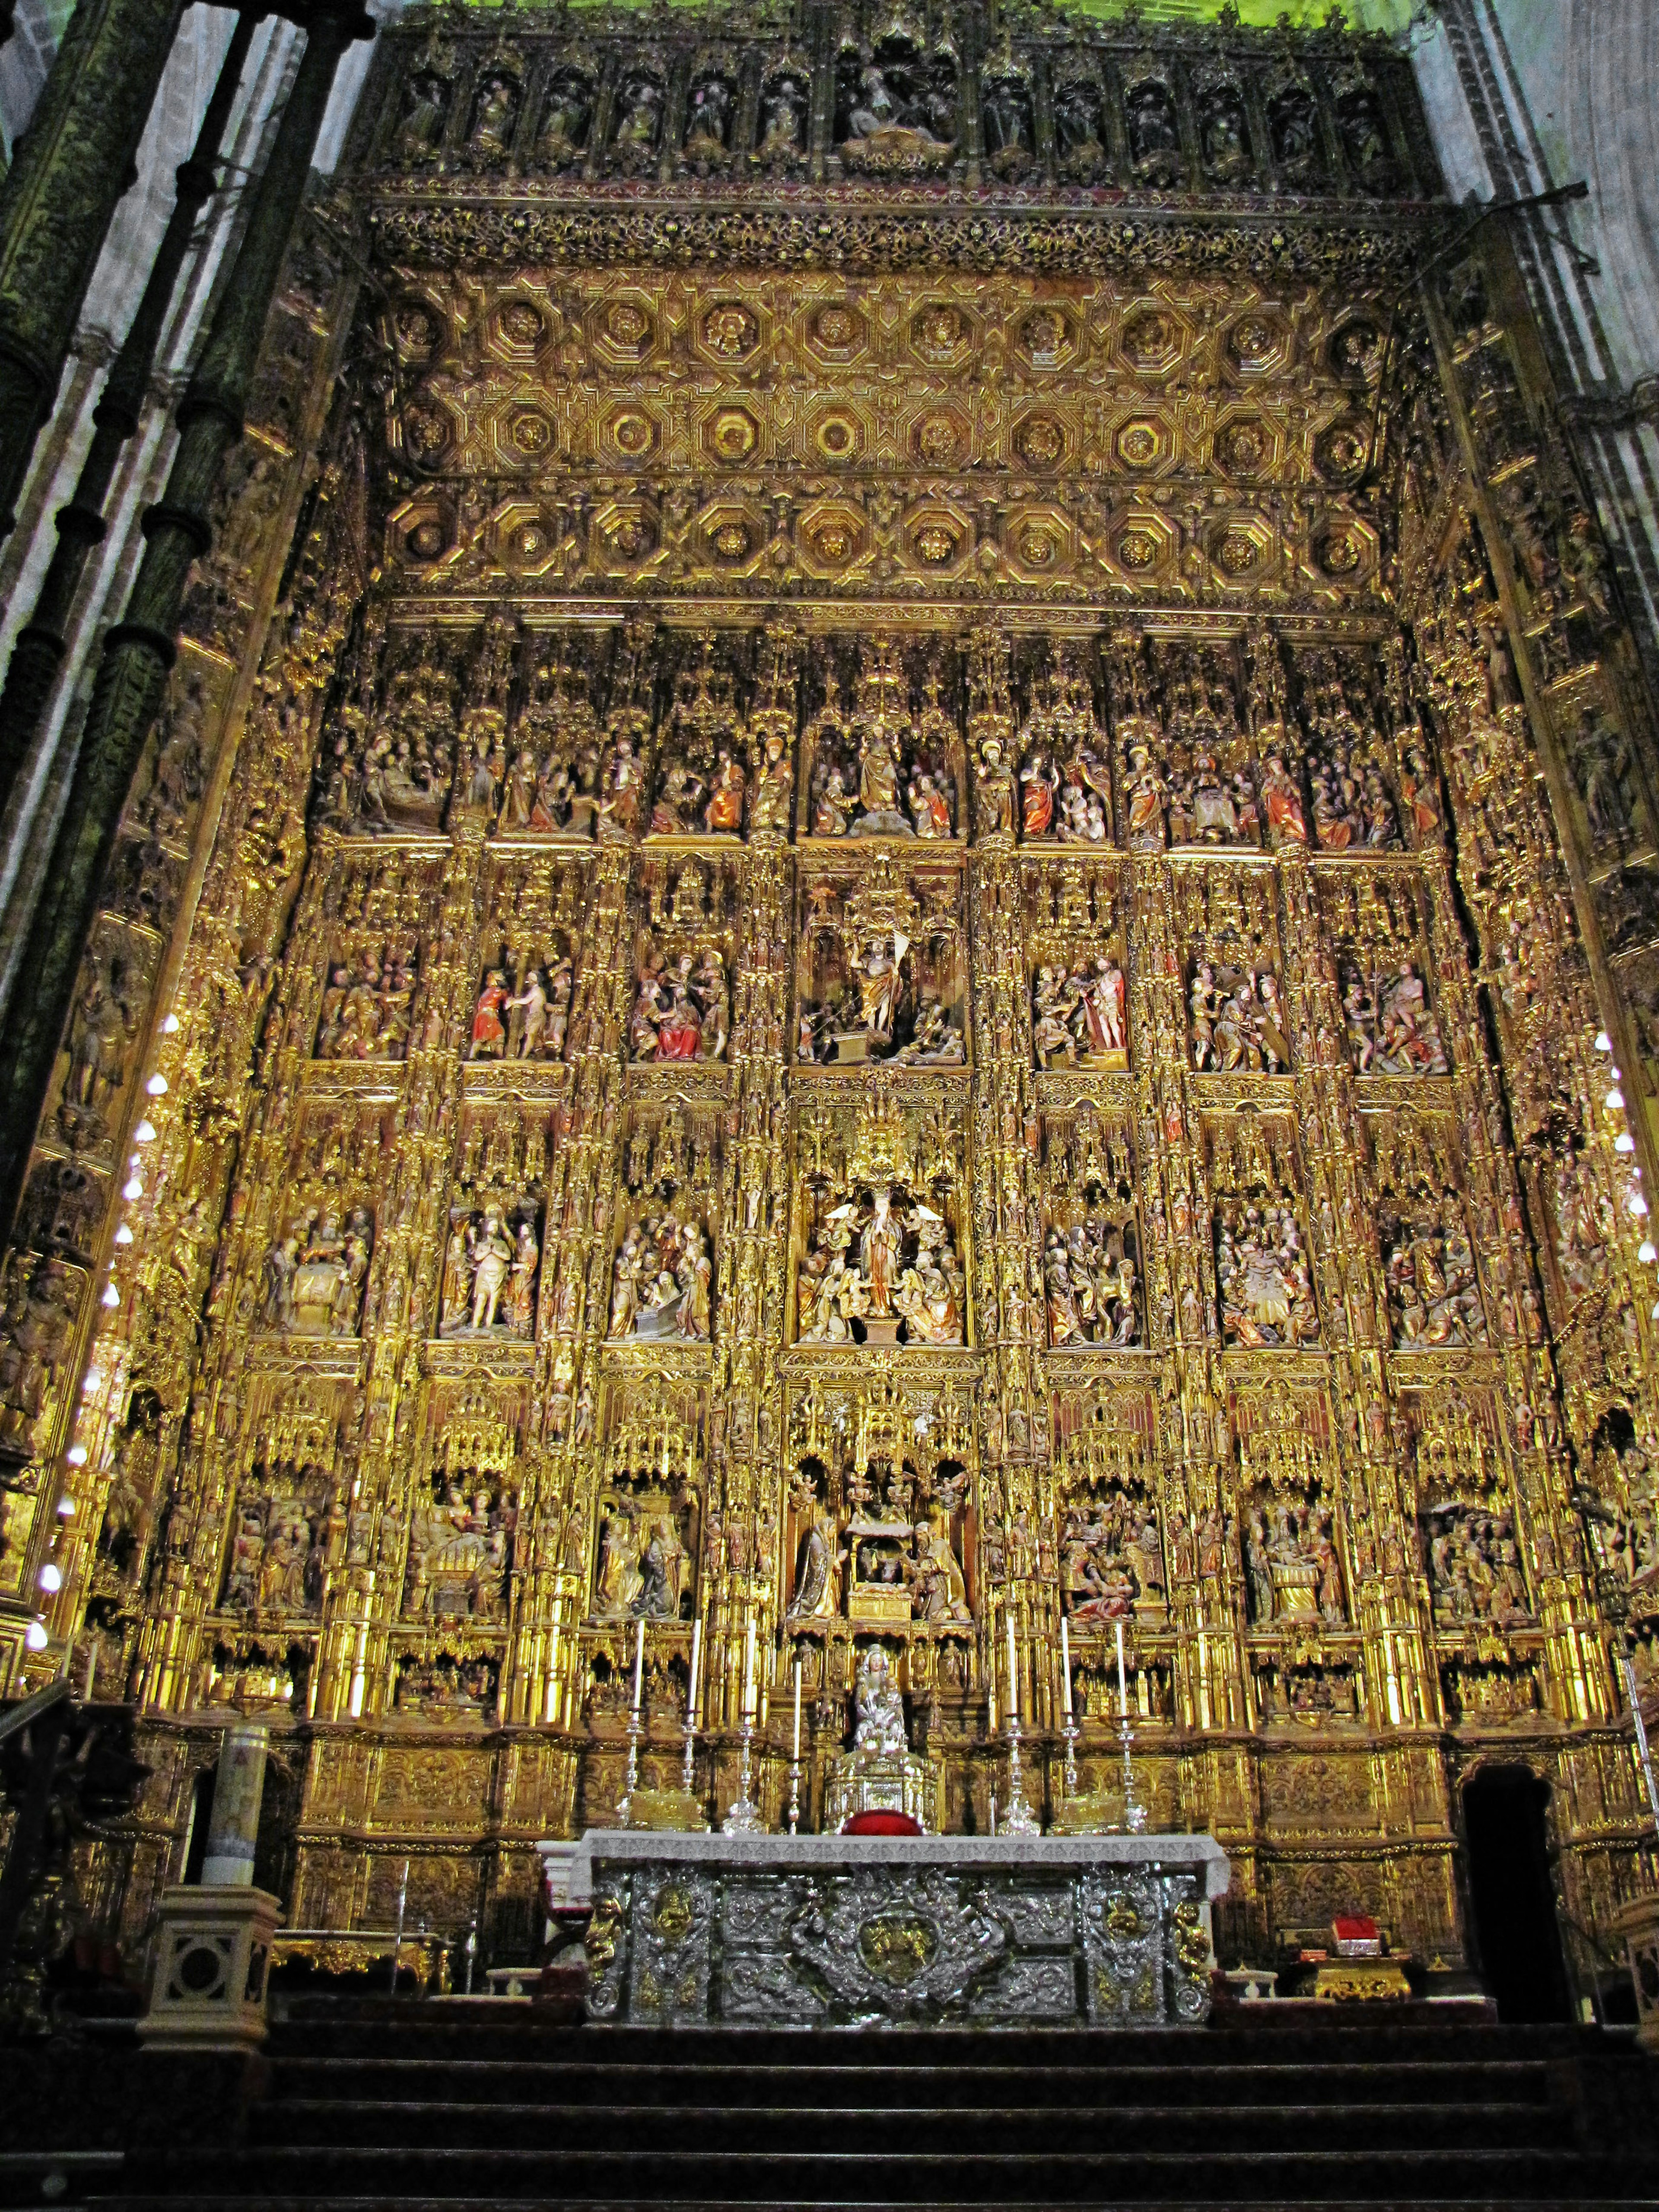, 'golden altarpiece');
2,0,1658,1975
